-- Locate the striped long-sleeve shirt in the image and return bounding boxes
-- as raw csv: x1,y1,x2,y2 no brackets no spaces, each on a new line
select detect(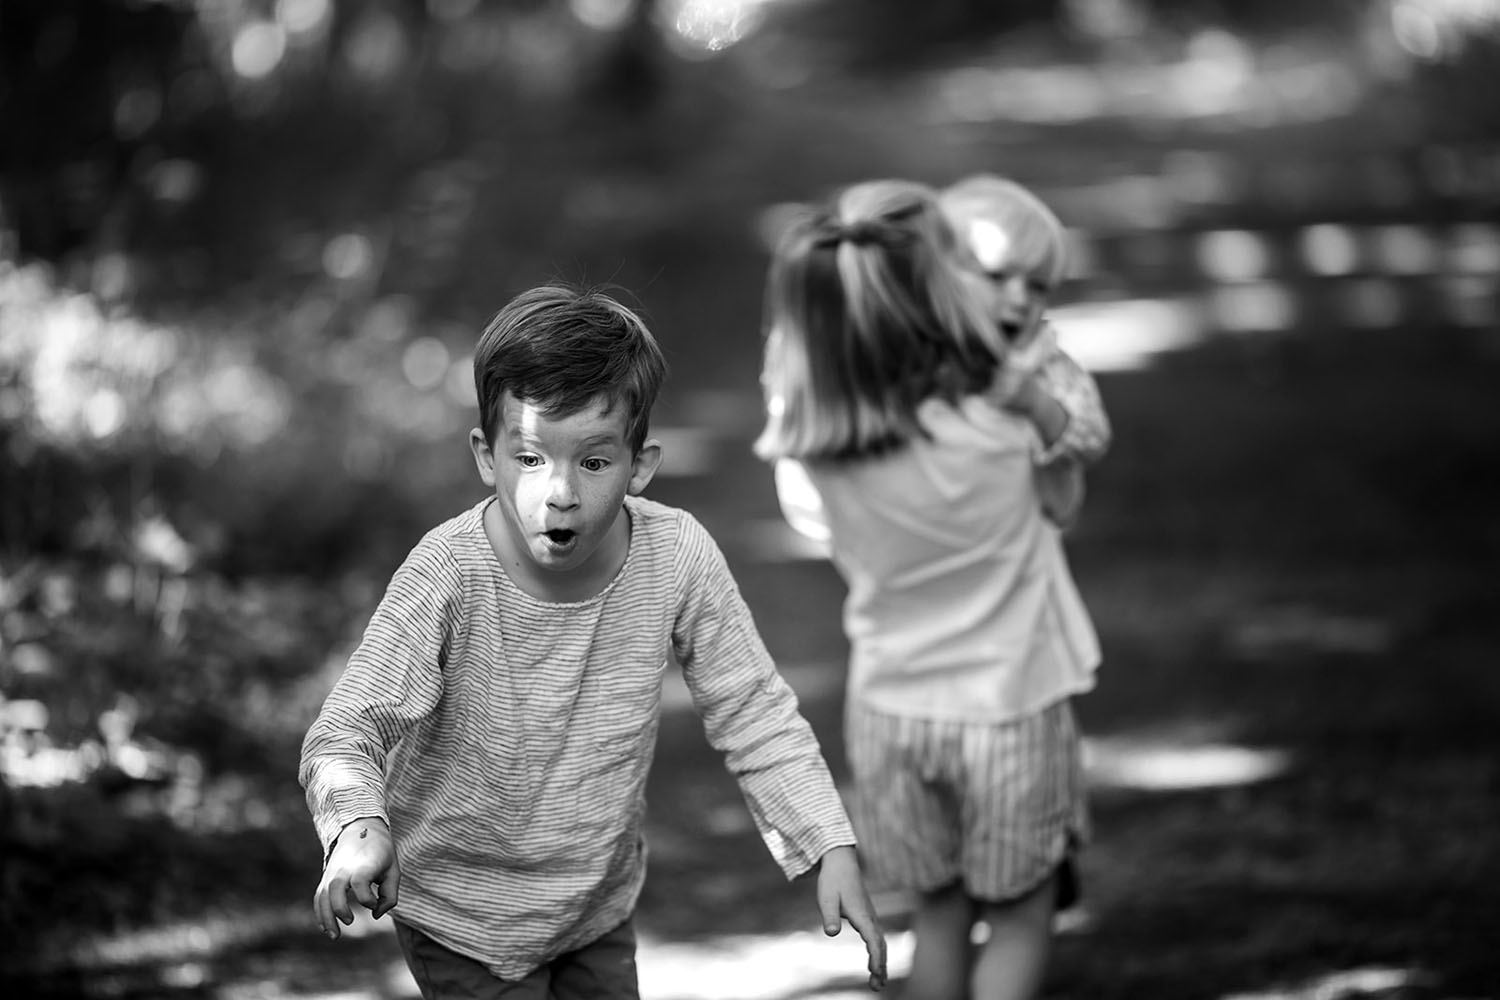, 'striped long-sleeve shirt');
299,495,854,979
